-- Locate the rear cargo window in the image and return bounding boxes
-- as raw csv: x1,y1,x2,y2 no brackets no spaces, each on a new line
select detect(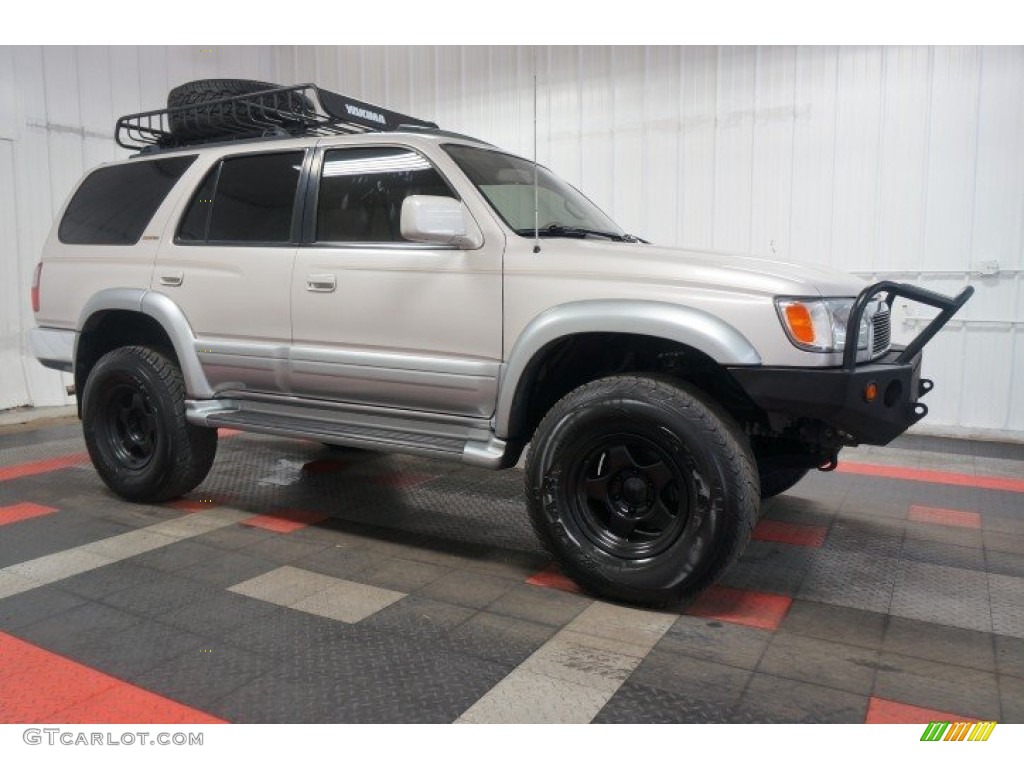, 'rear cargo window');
58,156,196,245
